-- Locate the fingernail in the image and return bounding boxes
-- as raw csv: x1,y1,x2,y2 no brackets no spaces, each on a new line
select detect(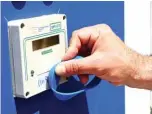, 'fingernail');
55,64,66,76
